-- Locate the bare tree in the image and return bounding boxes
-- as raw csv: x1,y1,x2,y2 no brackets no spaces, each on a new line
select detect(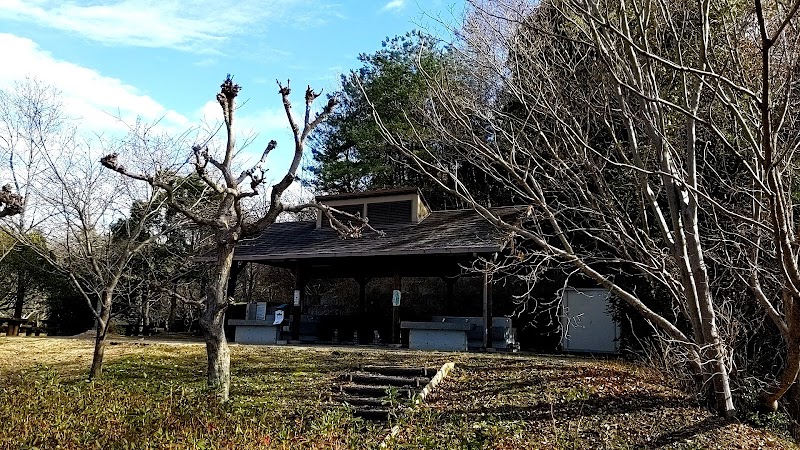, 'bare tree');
547,0,800,418
0,78,187,375
362,0,800,417
0,79,65,333
732,0,800,416
102,76,371,400
26,140,175,378
0,78,62,232
0,189,24,325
